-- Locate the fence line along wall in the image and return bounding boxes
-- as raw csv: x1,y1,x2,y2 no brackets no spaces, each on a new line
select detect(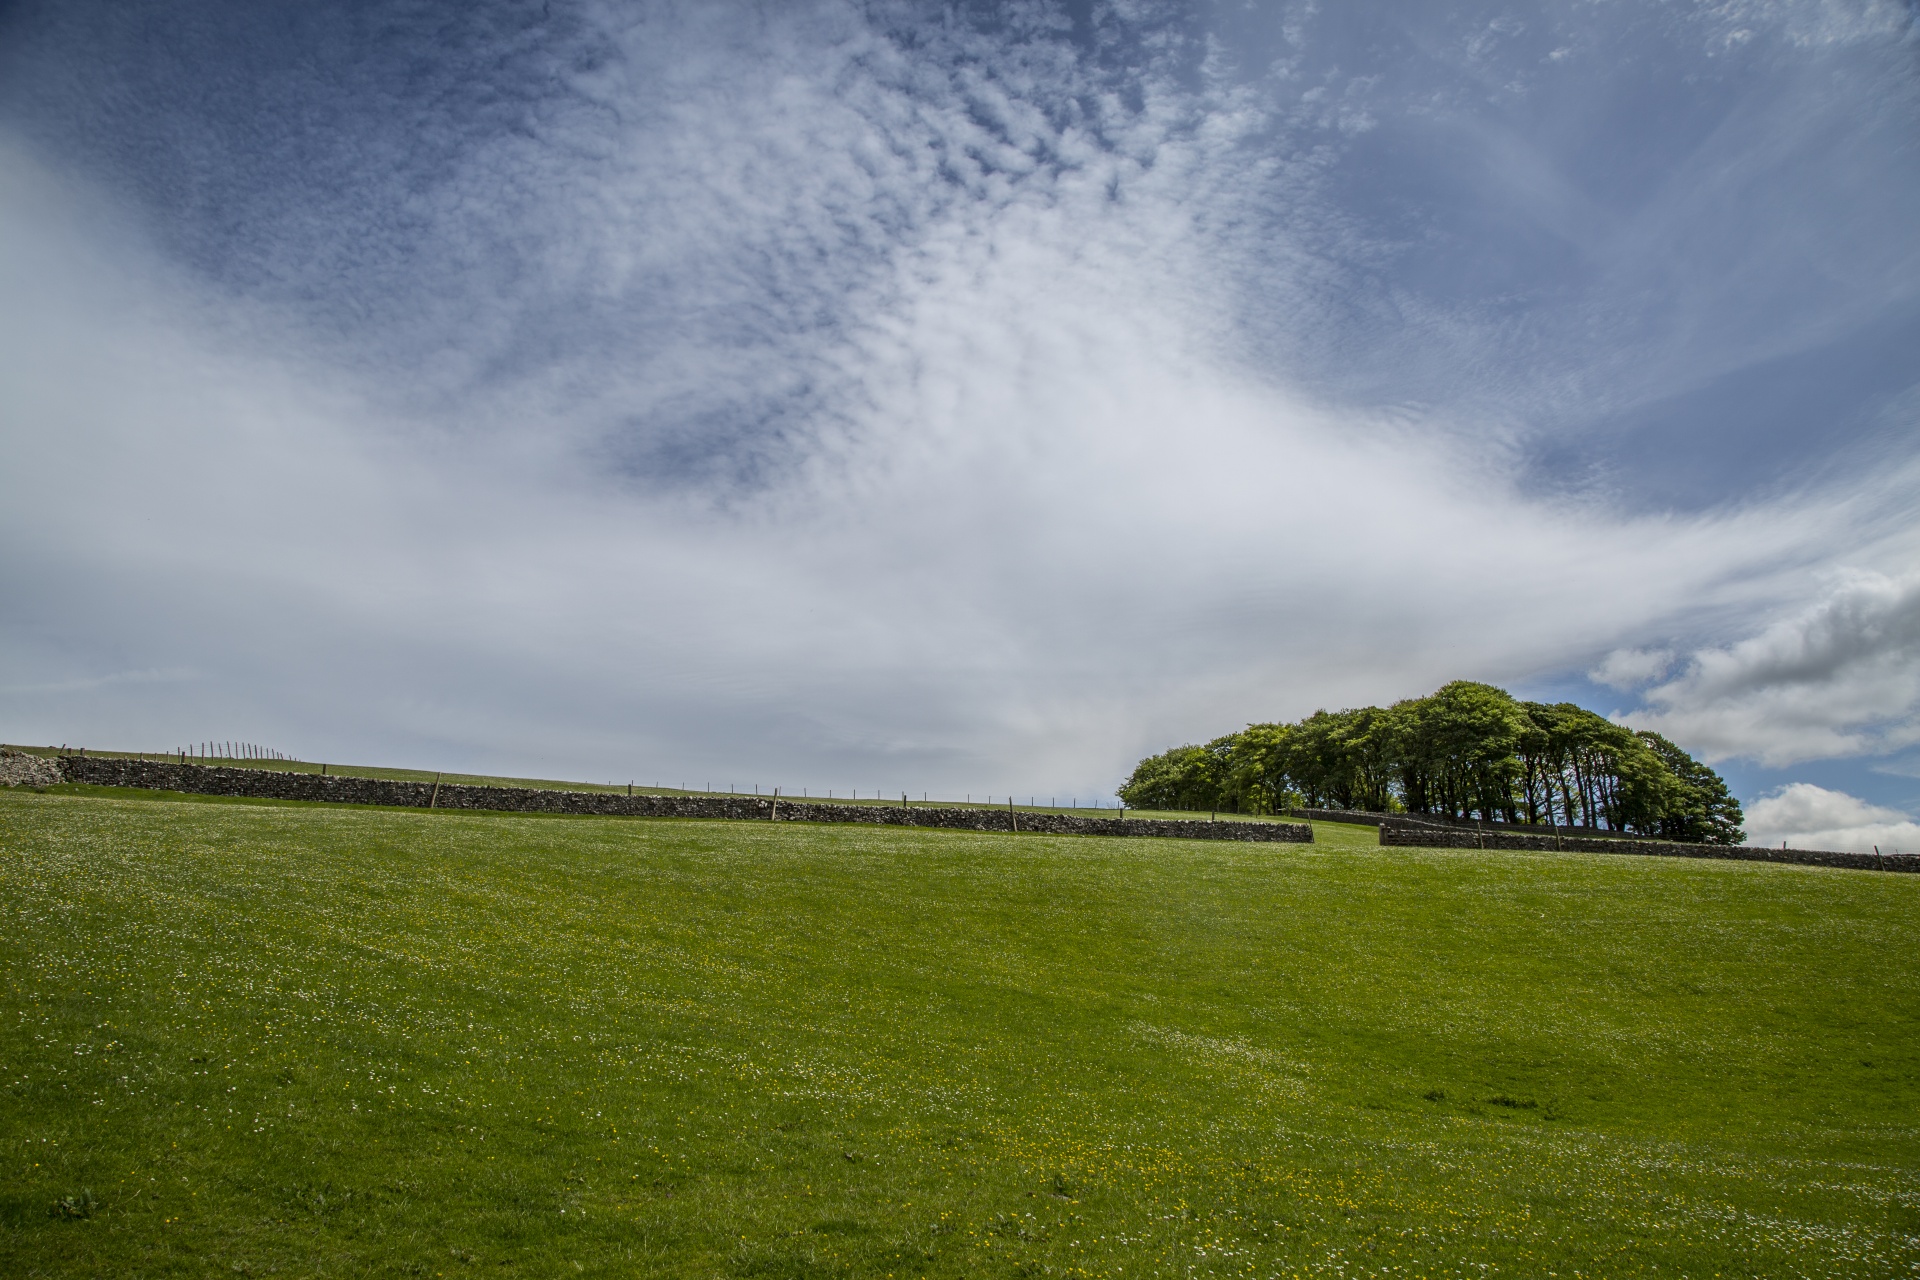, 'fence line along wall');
44,756,1314,844
1377,821,1918,874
